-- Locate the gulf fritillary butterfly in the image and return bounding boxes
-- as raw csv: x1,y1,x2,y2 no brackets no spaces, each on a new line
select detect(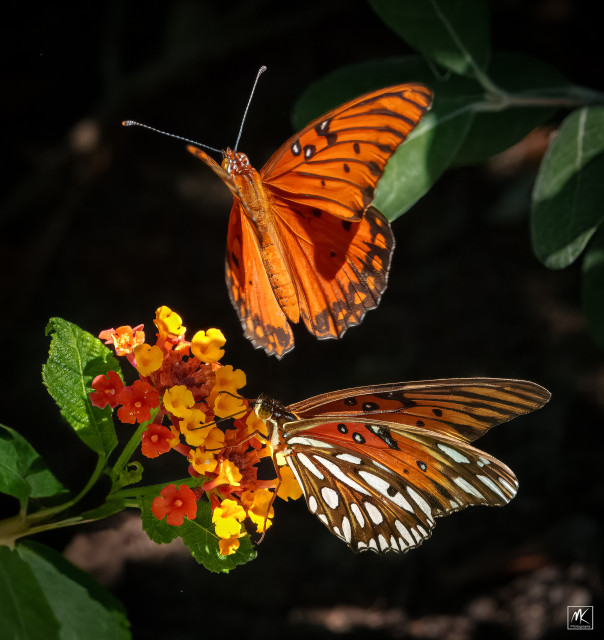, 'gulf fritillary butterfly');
187,81,433,358
255,378,550,553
